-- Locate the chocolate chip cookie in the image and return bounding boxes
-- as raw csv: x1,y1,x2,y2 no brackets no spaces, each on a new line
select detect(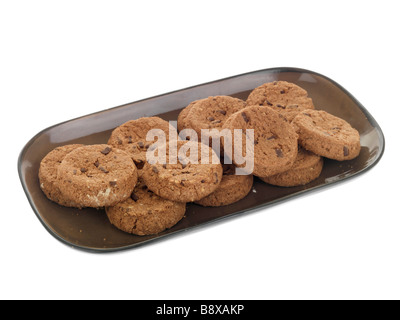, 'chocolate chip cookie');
195,164,253,207
108,116,177,166
177,98,206,132
292,109,361,161
141,140,223,202
57,145,138,208
221,105,298,177
260,147,323,187
246,81,314,122
106,182,186,236
184,96,247,137
39,144,84,207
